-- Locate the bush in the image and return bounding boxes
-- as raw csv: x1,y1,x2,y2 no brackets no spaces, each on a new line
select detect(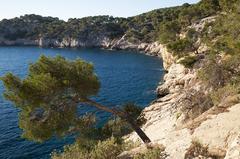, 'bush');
167,39,195,57
197,55,229,89
101,117,132,139
179,55,198,68
210,84,240,107
185,140,225,159
185,140,209,159
51,137,126,159
158,20,181,44
90,137,125,159
51,144,89,159
185,28,199,42
134,147,167,159
179,90,213,120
